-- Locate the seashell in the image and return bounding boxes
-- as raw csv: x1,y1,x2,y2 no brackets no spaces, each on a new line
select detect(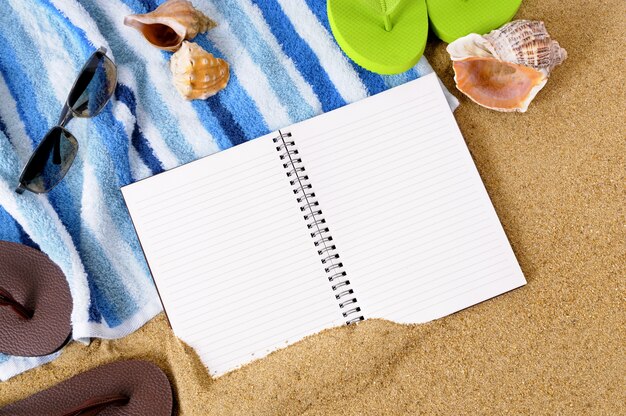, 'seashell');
483,20,567,73
170,41,230,100
447,20,567,112
453,57,547,112
124,0,217,51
